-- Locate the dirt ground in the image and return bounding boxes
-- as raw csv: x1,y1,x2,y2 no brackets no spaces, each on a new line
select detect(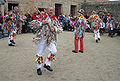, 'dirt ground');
0,31,120,81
